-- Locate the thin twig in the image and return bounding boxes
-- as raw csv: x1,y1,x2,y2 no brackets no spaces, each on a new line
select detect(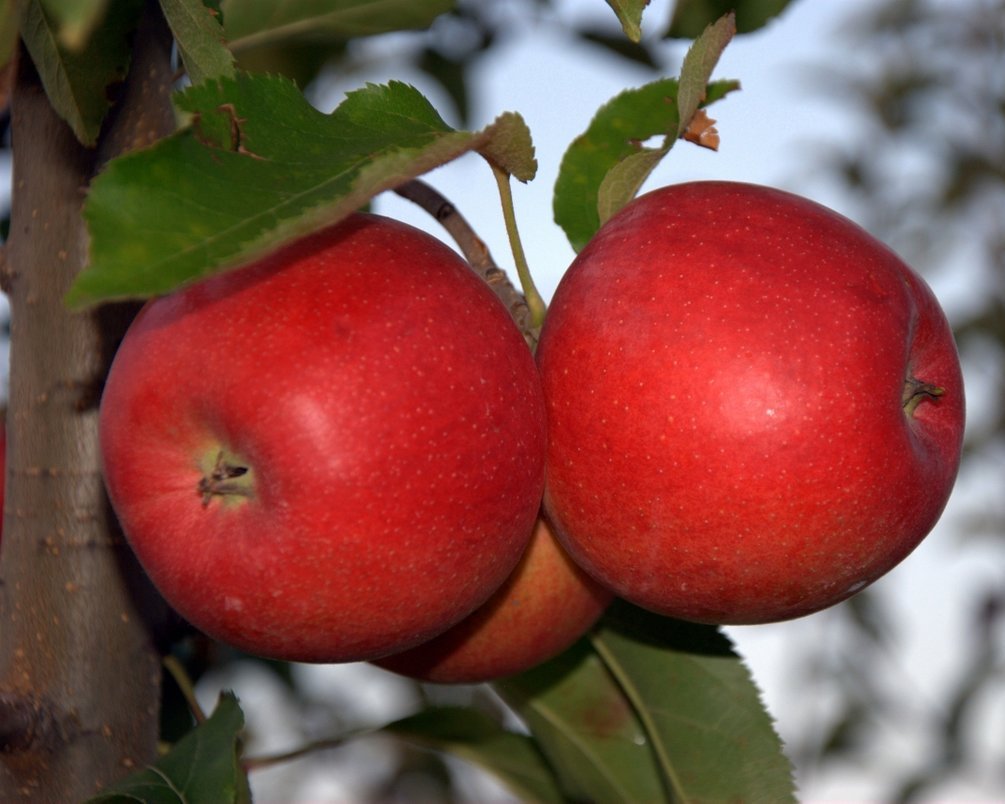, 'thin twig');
393,179,539,348
243,727,374,772
162,655,208,725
